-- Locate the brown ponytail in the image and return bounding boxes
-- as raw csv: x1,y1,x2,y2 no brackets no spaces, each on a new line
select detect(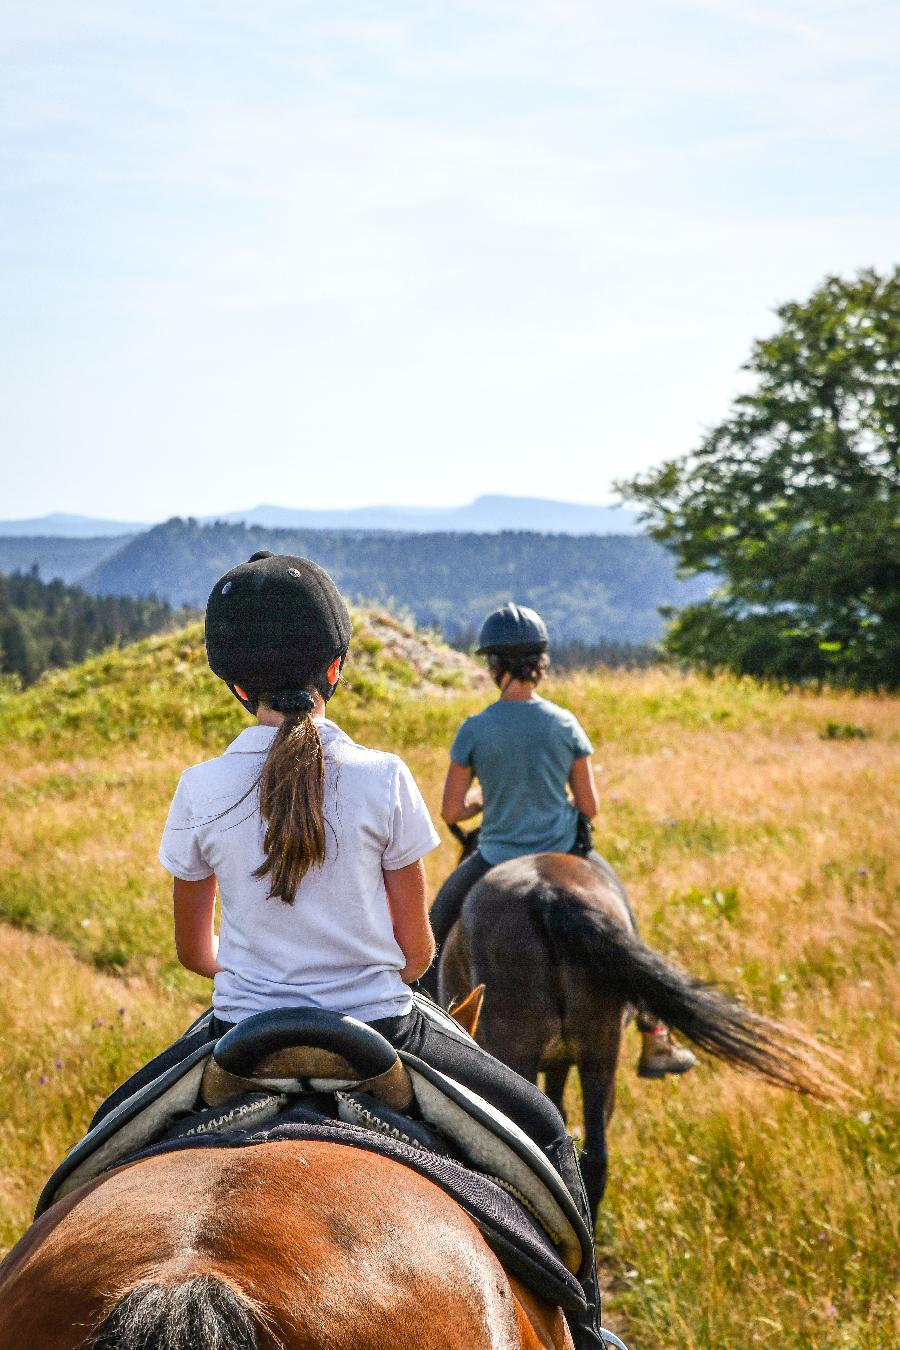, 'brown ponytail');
253,706,326,904
488,650,550,685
